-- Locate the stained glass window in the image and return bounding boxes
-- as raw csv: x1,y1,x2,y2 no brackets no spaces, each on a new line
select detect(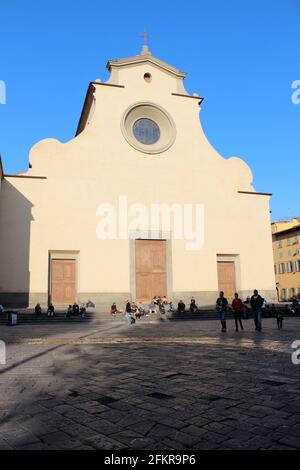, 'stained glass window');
133,118,160,145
